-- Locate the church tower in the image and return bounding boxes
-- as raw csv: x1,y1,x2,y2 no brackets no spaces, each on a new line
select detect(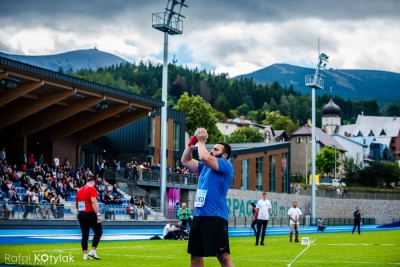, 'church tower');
322,87,341,135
